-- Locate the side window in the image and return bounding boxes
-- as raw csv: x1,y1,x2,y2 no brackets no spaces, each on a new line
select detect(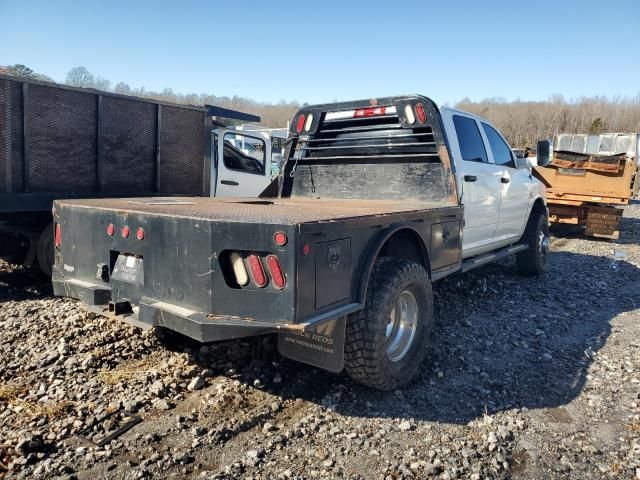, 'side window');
222,133,265,176
452,115,488,163
481,123,515,167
